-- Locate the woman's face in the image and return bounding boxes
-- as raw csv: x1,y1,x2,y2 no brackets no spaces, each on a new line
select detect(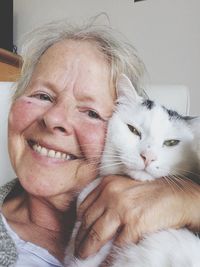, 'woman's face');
8,40,115,198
